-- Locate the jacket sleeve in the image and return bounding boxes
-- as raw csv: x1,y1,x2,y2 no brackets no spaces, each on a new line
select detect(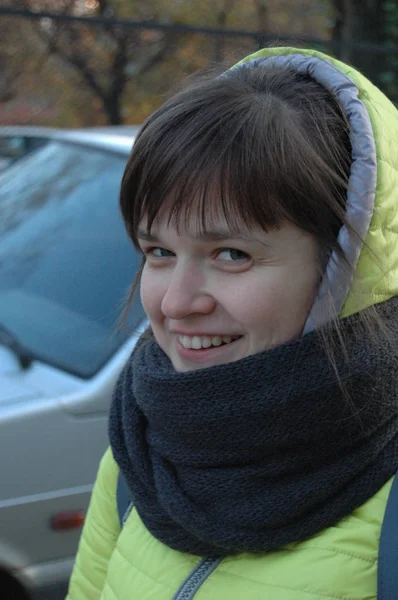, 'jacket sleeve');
66,447,120,600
